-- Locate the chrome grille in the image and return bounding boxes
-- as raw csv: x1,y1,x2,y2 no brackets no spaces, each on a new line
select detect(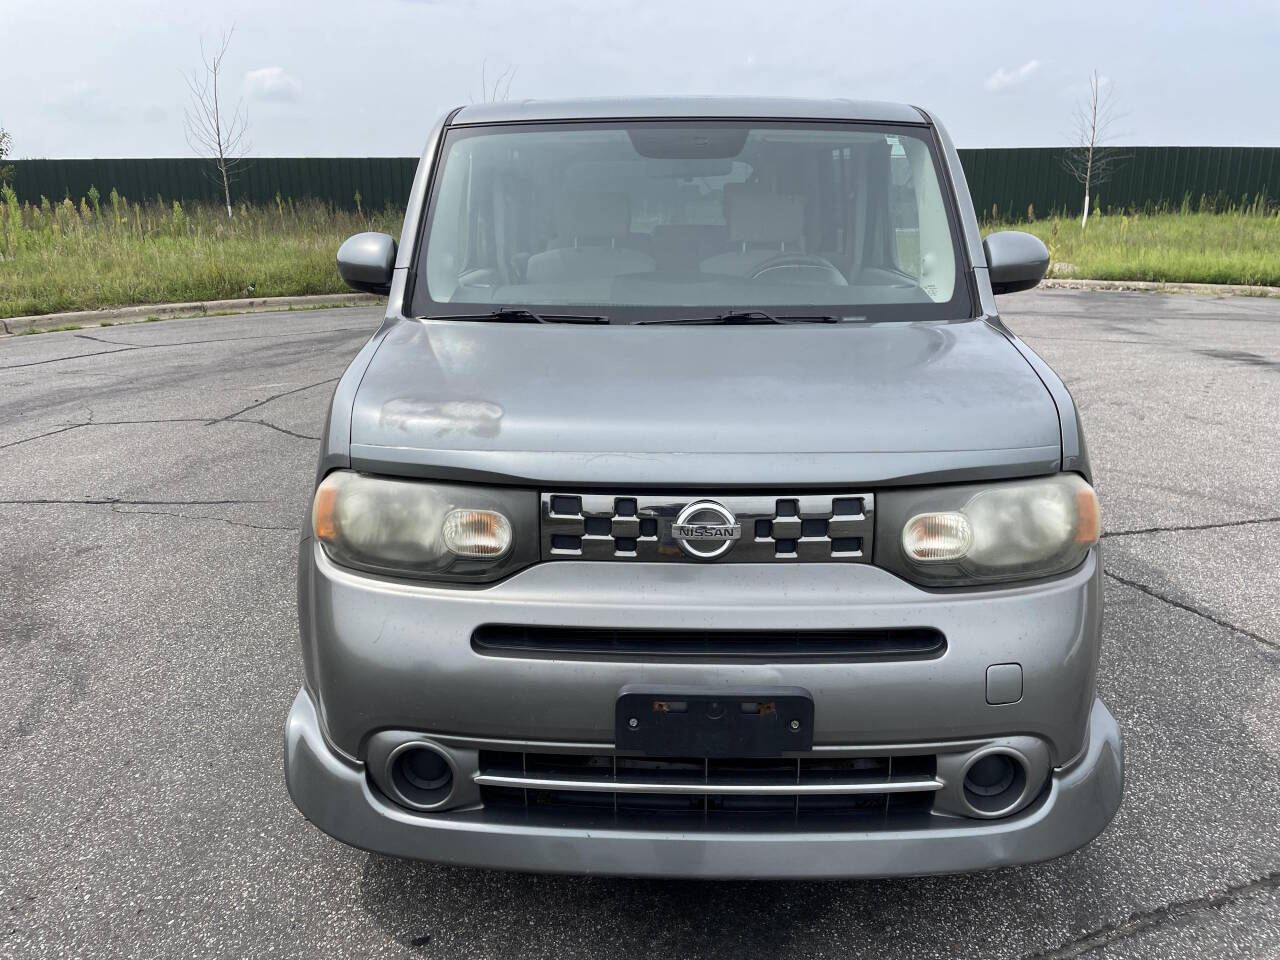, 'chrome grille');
540,492,874,562
477,750,938,824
